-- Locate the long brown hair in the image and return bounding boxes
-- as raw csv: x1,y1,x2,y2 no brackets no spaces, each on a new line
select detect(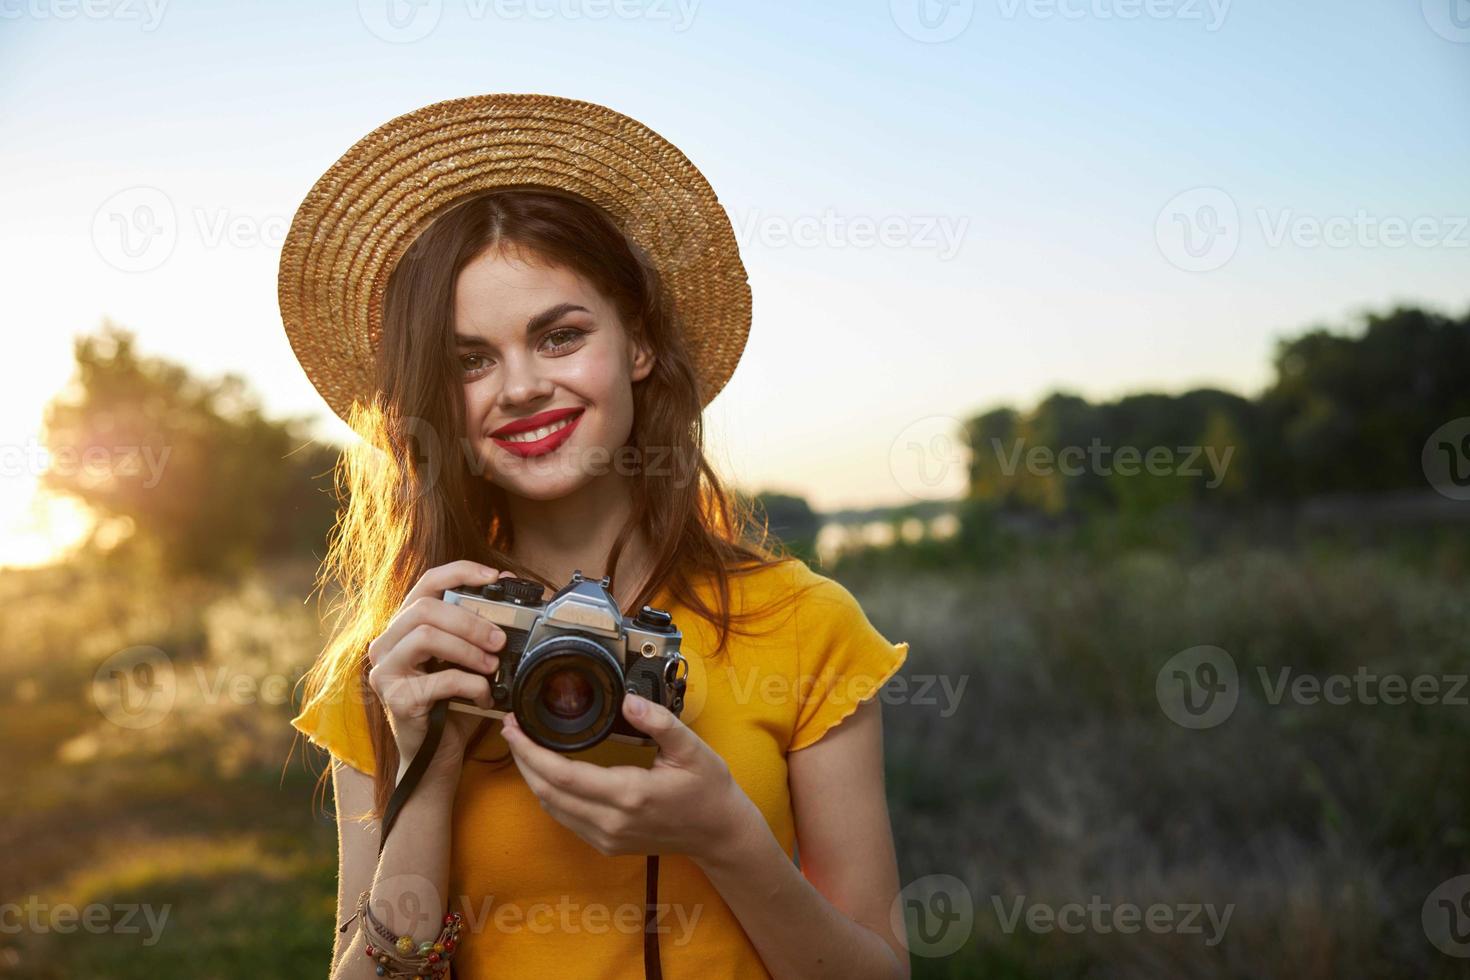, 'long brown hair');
296,187,812,817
